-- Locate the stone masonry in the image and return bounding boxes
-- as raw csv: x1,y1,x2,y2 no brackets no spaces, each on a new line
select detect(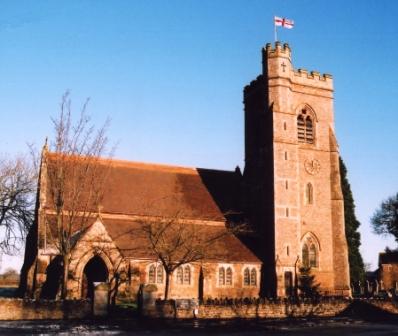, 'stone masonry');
243,42,351,297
